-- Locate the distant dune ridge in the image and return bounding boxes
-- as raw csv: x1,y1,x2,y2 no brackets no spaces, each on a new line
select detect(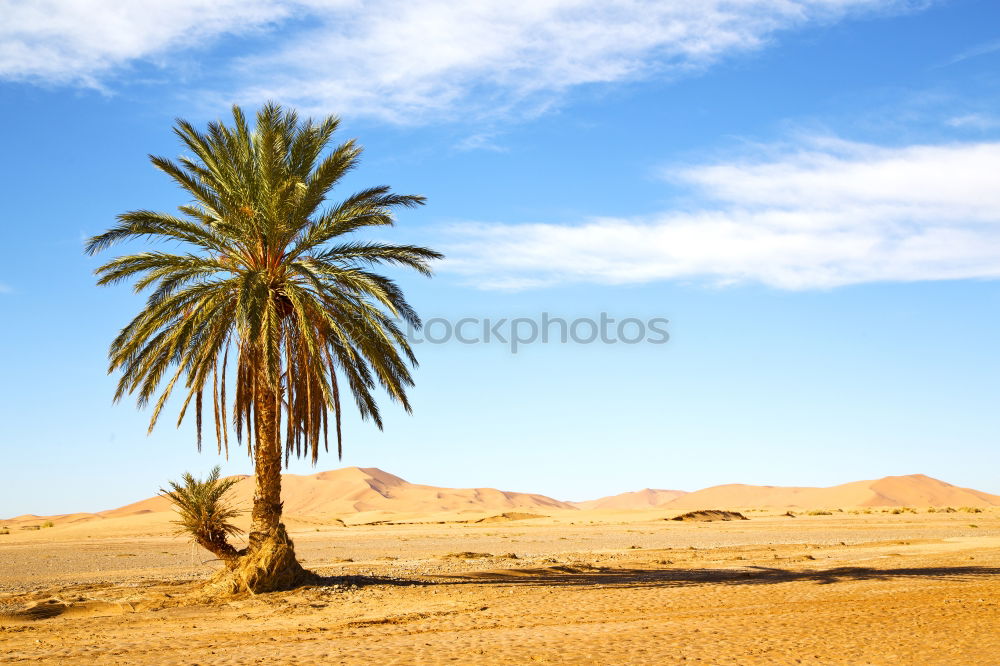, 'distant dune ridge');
575,474,1000,510
572,488,688,510
4,470,999,526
